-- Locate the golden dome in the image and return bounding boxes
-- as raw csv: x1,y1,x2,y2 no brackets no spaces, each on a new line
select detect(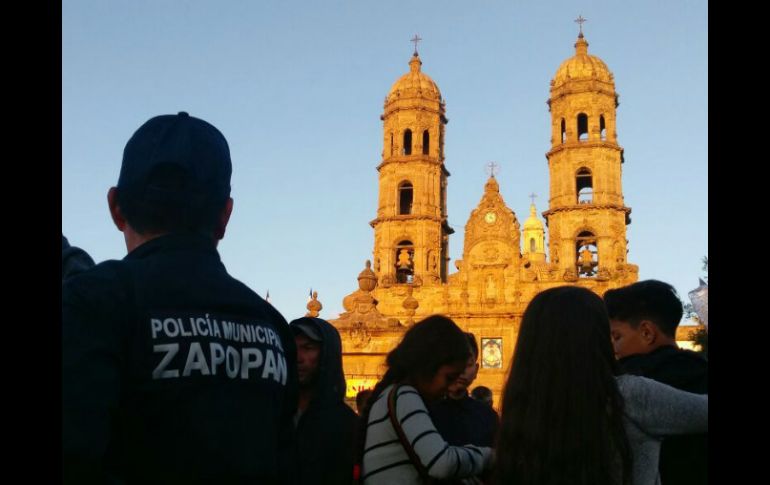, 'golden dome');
552,34,613,87
523,203,544,230
386,53,442,103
